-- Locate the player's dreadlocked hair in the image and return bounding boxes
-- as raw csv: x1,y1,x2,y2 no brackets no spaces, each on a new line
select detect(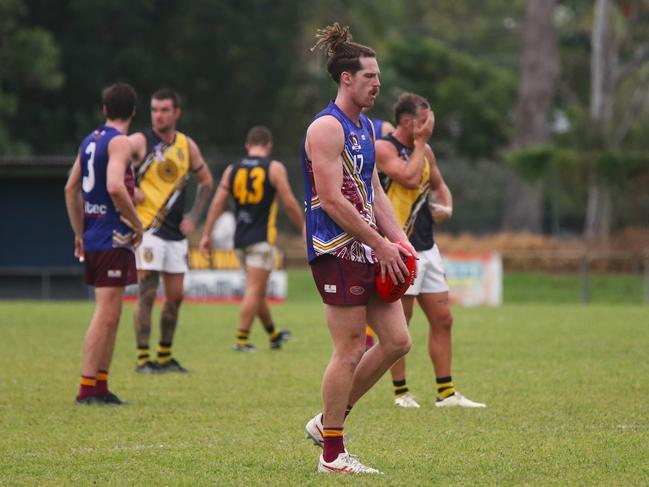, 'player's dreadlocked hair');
311,23,376,84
